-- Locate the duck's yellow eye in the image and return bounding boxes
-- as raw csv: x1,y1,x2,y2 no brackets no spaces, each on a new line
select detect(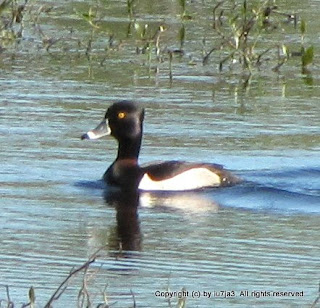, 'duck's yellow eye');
118,112,126,119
